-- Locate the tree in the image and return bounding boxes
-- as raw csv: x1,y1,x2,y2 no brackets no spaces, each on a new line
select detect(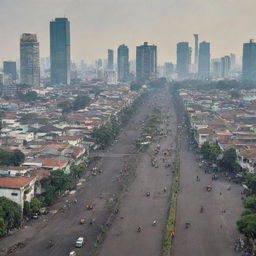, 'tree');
57,101,72,114
30,198,41,213
0,149,25,166
221,148,240,173
72,95,91,111
244,196,256,212
237,214,256,239
0,218,7,237
201,142,221,162
0,197,21,231
44,185,57,206
245,173,256,194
